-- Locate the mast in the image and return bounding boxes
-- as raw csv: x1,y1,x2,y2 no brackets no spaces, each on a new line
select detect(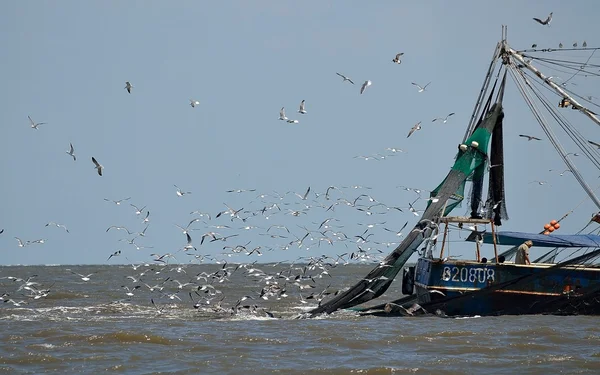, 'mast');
501,40,600,210
502,42,600,127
